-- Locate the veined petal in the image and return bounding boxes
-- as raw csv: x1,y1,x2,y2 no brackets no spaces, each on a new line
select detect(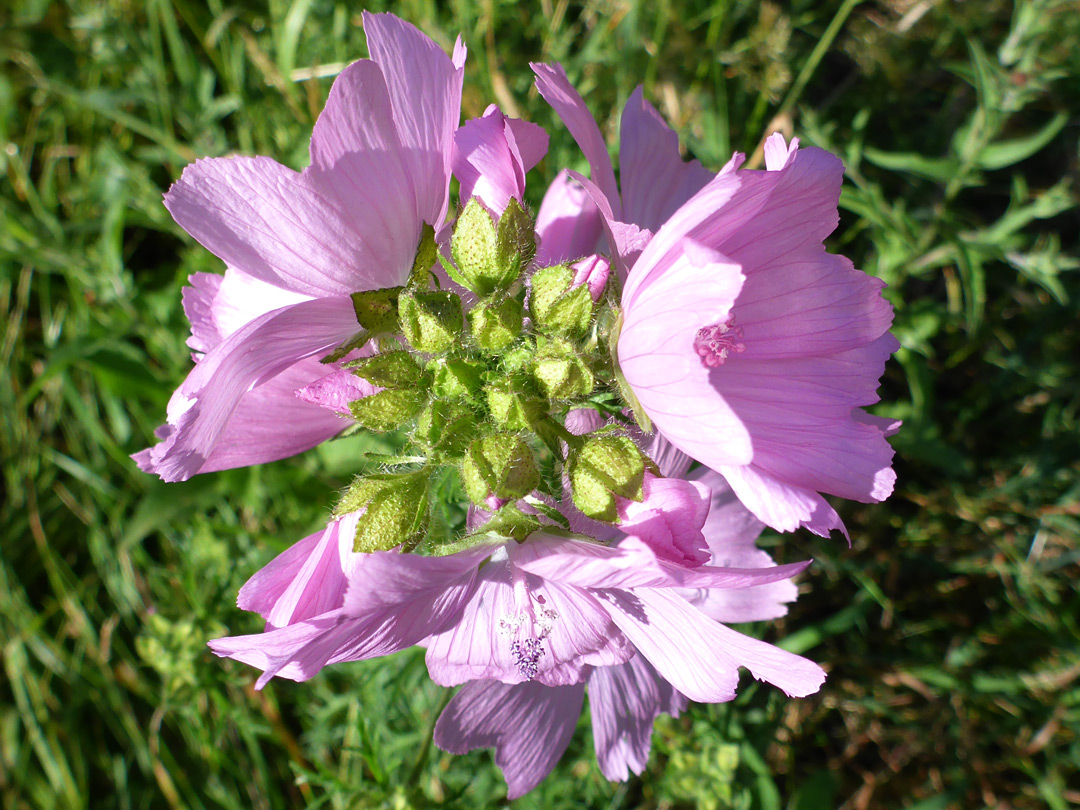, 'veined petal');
363,11,463,228
534,170,603,266
599,588,826,702
434,679,585,799
453,107,529,216
531,62,621,217
617,240,752,468
588,655,685,781
619,86,713,232
135,296,358,482
716,463,847,538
